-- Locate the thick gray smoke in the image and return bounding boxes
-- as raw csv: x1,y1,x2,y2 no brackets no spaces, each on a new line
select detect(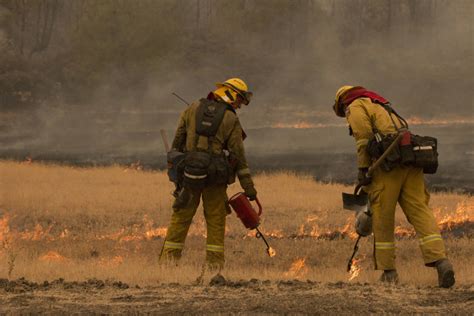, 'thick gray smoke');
0,0,472,192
